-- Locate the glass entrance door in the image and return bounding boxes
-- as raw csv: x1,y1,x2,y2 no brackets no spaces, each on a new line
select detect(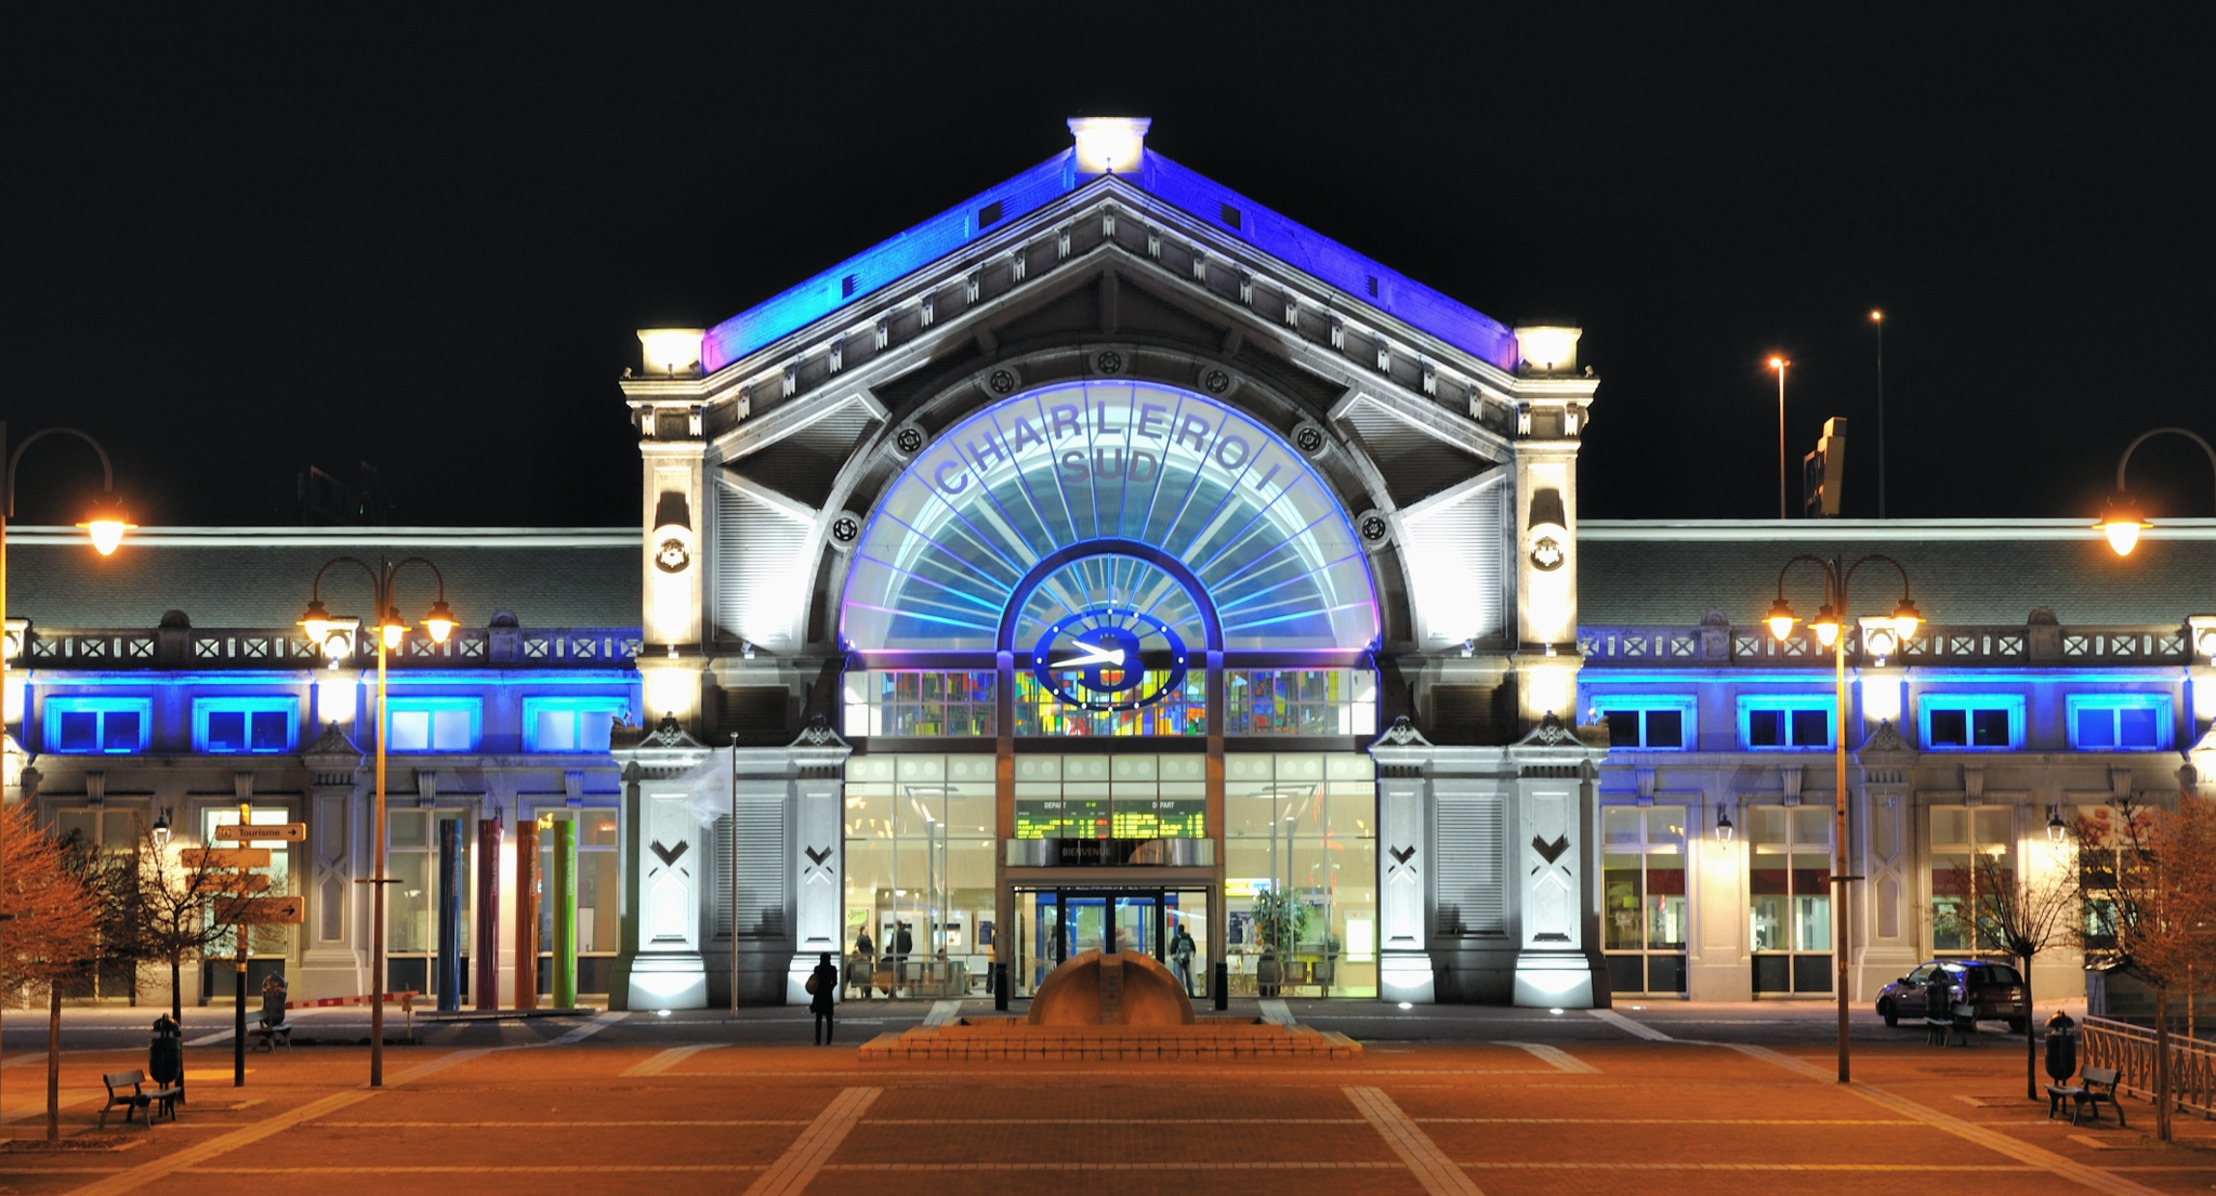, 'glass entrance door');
1012,888,1207,1000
